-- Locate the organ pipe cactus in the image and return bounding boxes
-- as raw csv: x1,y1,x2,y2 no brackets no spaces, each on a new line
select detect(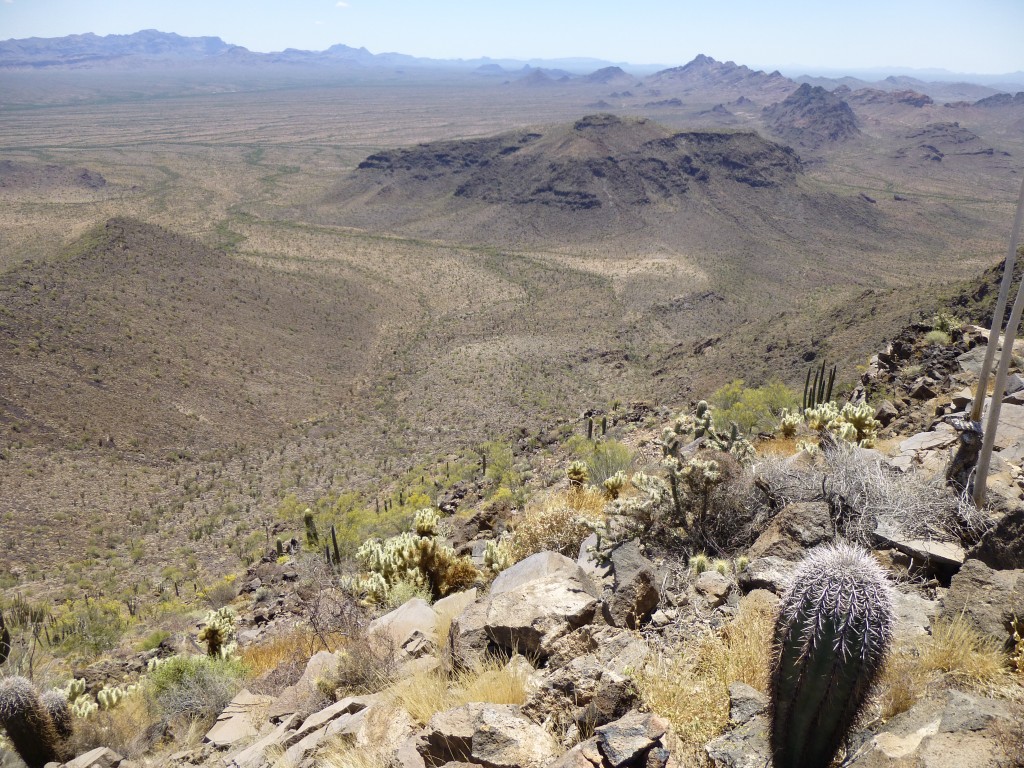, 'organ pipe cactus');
769,542,895,768
0,677,70,768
